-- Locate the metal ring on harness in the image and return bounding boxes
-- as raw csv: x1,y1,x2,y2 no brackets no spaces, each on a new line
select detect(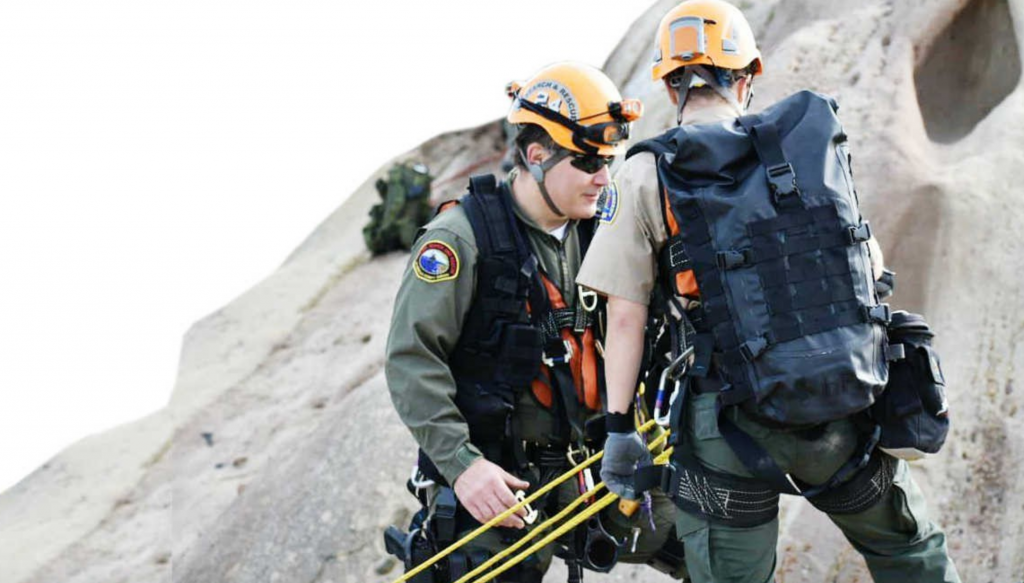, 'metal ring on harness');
578,285,599,313
654,346,694,427
409,465,436,490
513,490,539,525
